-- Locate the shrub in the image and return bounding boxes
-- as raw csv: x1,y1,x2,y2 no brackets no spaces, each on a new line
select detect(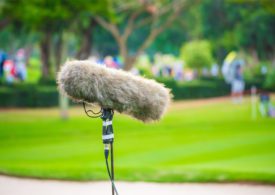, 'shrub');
157,77,230,100
264,68,275,91
0,84,58,107
0,77,269,108
180,40,214,71
134,54,153,78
